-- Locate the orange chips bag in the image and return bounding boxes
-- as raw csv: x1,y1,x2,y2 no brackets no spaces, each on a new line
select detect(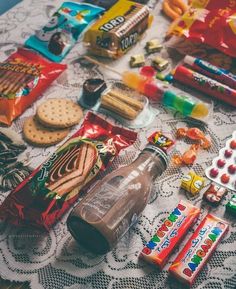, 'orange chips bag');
167,0,236,58
0,48,66,126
